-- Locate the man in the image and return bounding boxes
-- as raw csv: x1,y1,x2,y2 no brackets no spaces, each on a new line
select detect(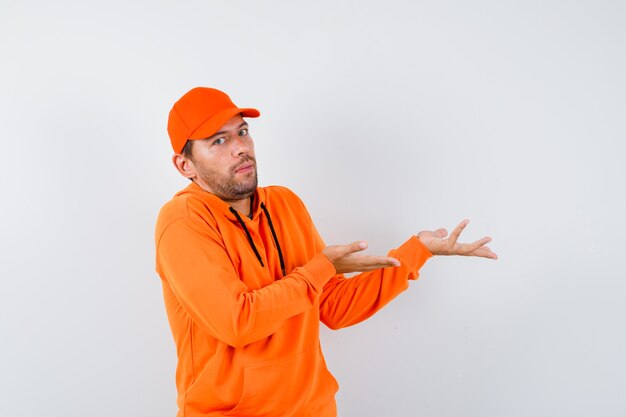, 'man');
155,87,497,417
